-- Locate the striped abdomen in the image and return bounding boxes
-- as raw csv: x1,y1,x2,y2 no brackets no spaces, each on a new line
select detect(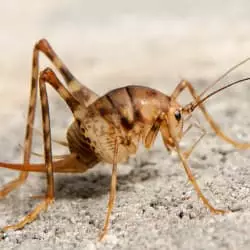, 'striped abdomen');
93,85,171,131
66,121,99,167
73,86,171,164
